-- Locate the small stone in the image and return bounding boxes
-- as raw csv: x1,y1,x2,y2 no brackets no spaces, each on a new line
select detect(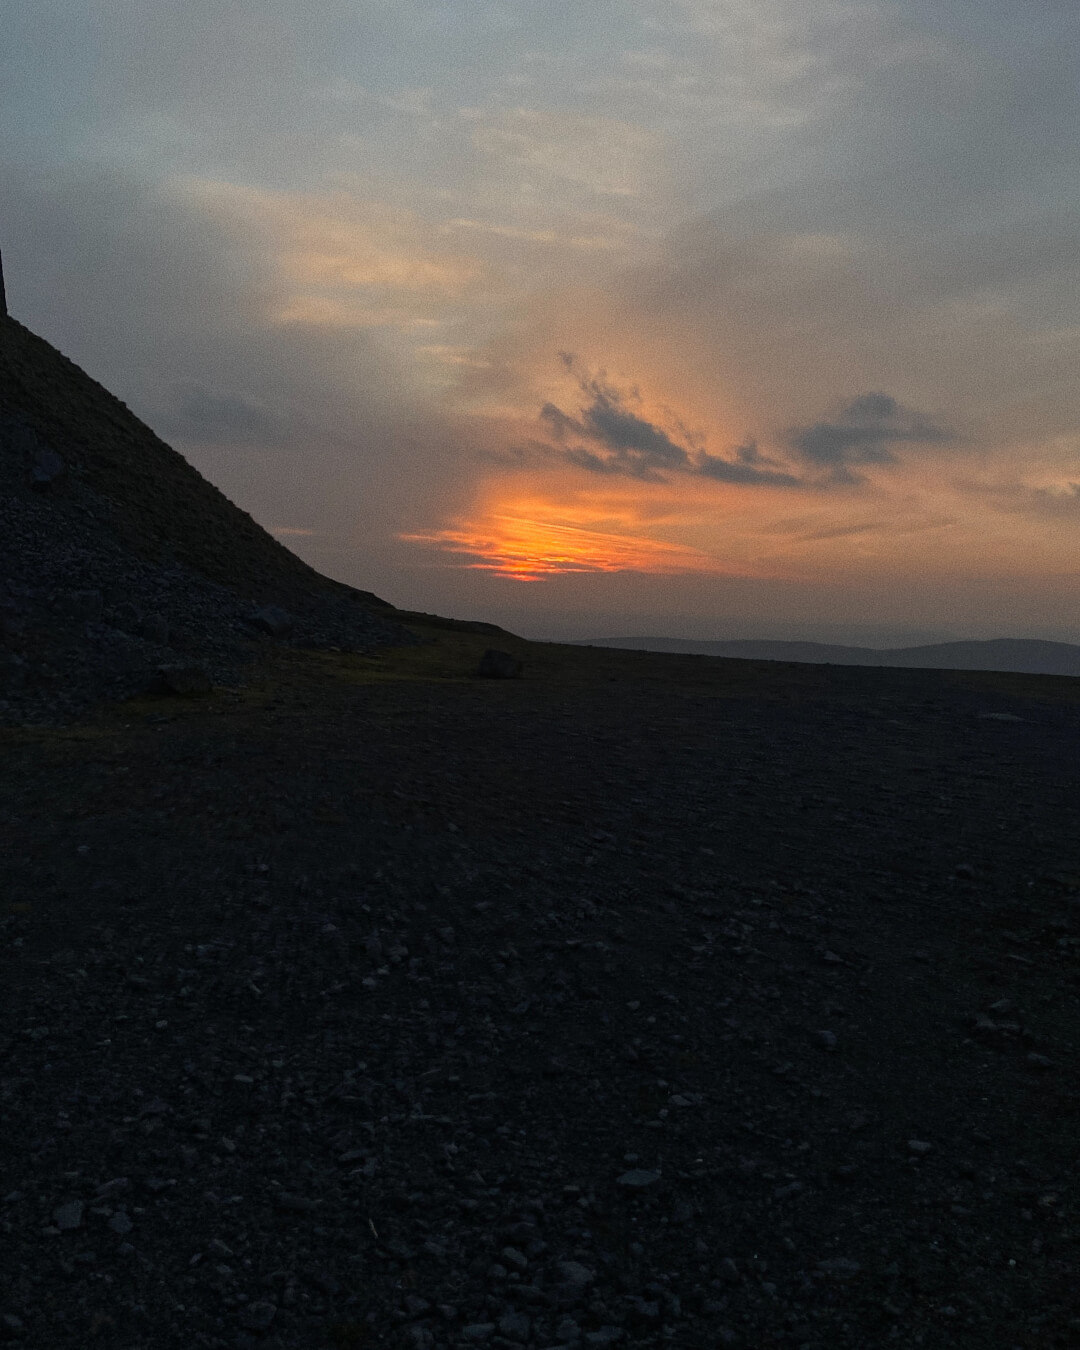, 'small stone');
555,1315,581,1341
112,600,143,633
142,613,169,645
498,1311,531,1339
309,1270,339,1295
907,1140,933,1156
461,1324,496,1342
240,1301,277,1331
67,590,103,622
812,1029,837,1051
92,1178,130,1201
821,950,843,964
153,665,211,696
586,1328,624,1345
555,1260,595,1291
30,446,65,488
814,1257,862,1279
272,1191,319,1213
501,1245,528,1269
52,1201,83,1231
616,1169,661,1188
0,1313,26,1338
954,862,977,878
720,1257,741,1284
107,1211,133,1235
1026,1052,1055,1070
